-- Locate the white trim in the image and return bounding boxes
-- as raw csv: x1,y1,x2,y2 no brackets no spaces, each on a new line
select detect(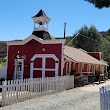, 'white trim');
61,43,64,76
30,61,34,78
42,57,45,79
33,68,43,71
45,69,56,71
34,27,48,32
31,54,58,61
6,45,9,77
33,68,56,71
64,54,76,62
7,34,65,46
66,61,71,75
32,16,51,24
55,61,59,77
88,64,91,73
30,54,59,79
